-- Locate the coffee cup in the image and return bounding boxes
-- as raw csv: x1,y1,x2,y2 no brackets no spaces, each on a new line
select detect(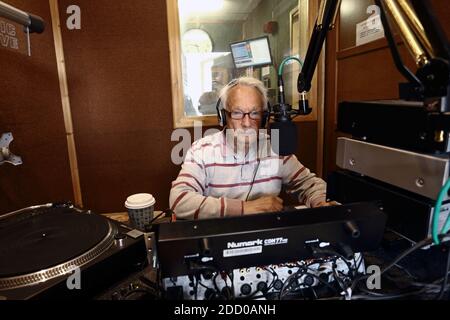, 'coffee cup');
124,193,156,231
